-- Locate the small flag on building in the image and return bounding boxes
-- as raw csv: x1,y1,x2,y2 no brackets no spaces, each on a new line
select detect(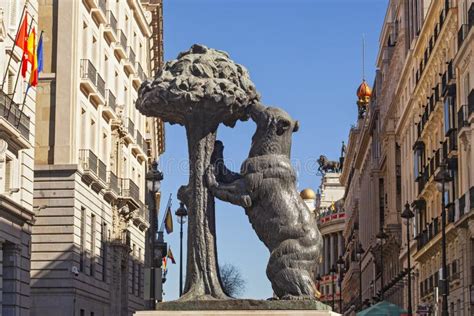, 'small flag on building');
164,205,173,234
15,14,29,78
162,256,167,271
27,27,37,87
167,247,176,264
